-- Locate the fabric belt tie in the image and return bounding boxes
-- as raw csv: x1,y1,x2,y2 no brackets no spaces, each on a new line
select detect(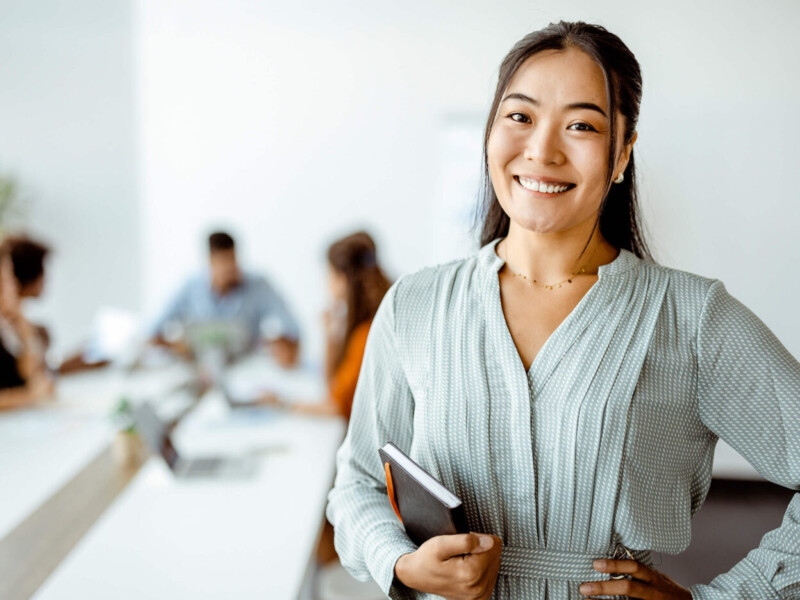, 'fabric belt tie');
498,546,653,582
